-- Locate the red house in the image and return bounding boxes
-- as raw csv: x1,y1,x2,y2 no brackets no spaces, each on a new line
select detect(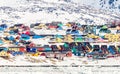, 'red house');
19,47,26,52
48,24,57,29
